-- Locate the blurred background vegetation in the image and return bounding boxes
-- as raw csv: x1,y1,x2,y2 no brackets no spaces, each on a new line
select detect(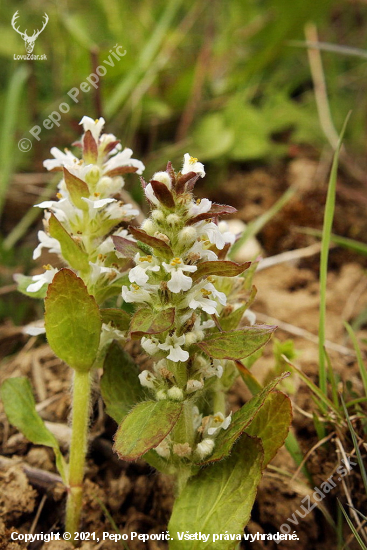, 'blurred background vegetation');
1,0,367,324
